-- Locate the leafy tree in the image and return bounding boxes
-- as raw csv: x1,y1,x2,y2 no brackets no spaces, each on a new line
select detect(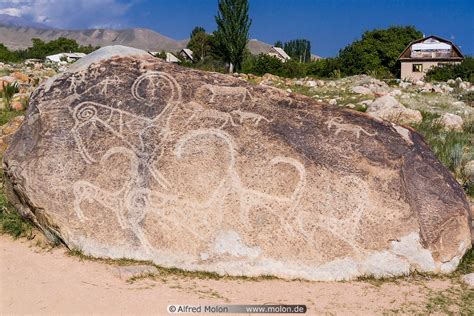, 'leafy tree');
187,27,212,61
274,40,283,48
10,37,98,60
306,58,341,78
425,57,474,83
0,44,19,62
190,26,206,39
214,0,252,73
284,39,311,63
338,26,423,76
